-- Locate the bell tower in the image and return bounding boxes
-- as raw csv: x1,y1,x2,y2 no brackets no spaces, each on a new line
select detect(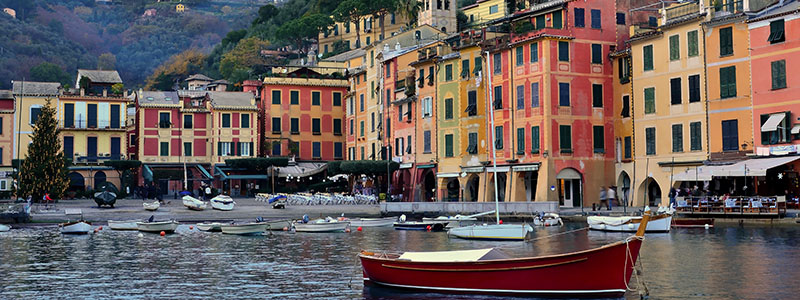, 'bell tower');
417,0,457,34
